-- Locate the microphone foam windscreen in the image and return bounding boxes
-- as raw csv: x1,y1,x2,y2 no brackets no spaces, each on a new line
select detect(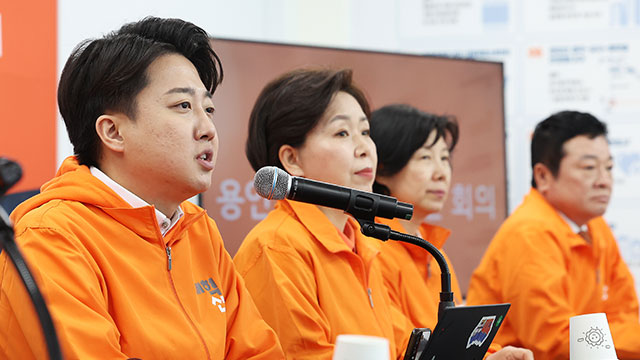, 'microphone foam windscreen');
253,166,290,200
